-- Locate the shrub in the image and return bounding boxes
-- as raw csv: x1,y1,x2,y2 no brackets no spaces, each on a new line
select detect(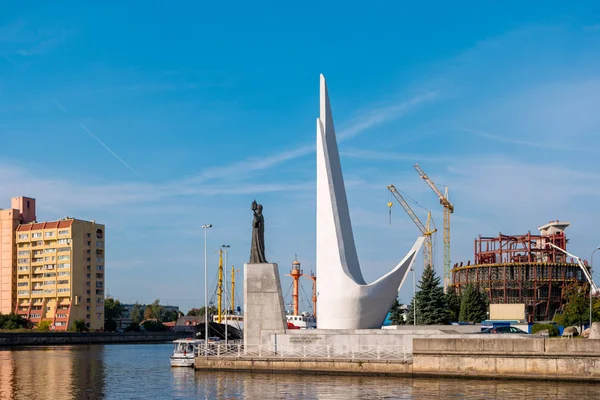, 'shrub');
0,313,31,330
532,323,559,337
36,320,52,332
71,319,88,332
125,322,141,332
104,318,117,332
141,320,167,332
